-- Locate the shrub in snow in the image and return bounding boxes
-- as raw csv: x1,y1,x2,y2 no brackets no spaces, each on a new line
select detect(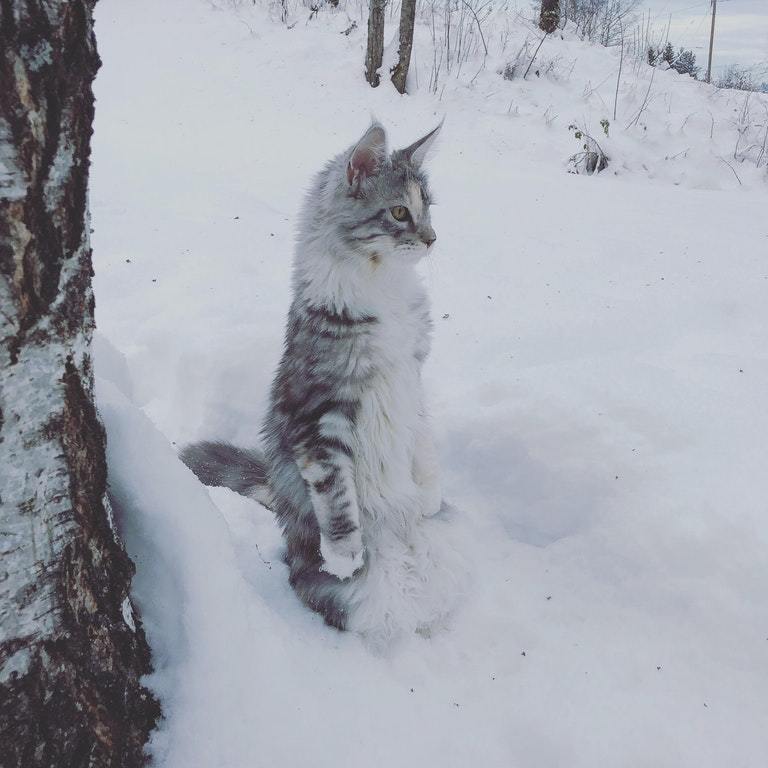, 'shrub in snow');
500,61,518,81
671,48,699,78
567,122,610,174
560,0,640,47
647,43,699,79
717,65,763,93
533,54,565,80
726,92,768,170
498,37,532,81
498,38,564,83
660,42,675,67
